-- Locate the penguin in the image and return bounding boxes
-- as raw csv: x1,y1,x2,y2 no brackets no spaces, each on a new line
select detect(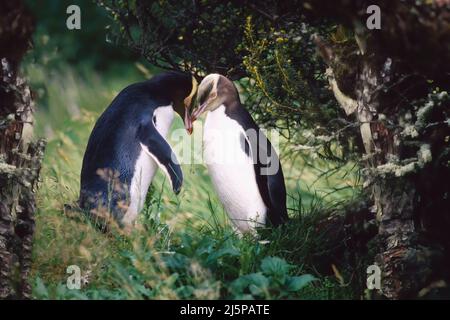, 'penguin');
79,71,197,227
190,74,288,233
